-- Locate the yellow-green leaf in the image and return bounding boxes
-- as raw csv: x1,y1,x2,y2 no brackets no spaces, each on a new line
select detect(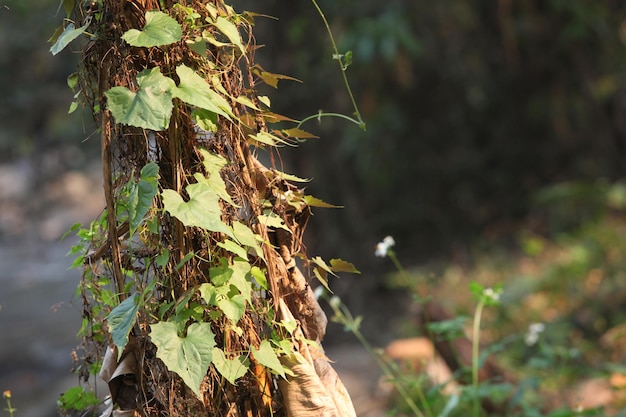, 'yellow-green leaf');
330,258,360,274
213,16,245,54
